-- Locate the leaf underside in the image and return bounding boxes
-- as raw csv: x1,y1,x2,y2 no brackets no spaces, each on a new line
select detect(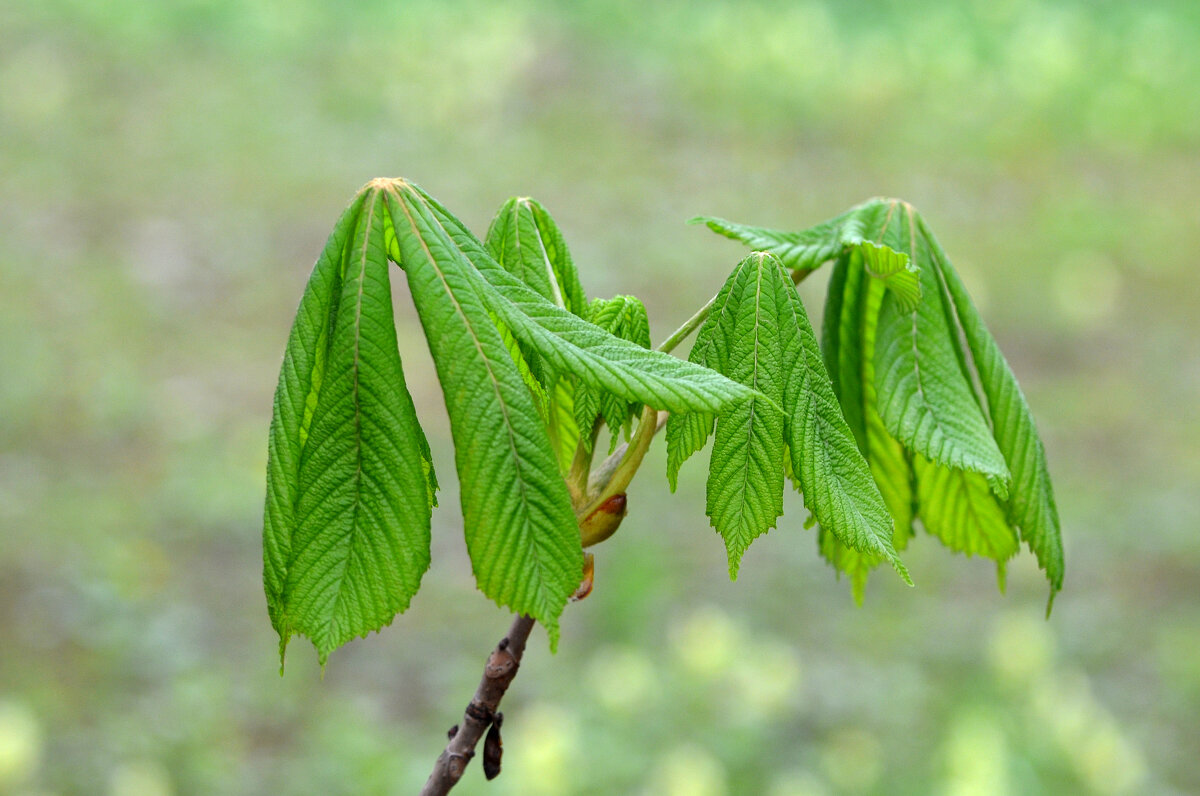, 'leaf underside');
702,199,1063,605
